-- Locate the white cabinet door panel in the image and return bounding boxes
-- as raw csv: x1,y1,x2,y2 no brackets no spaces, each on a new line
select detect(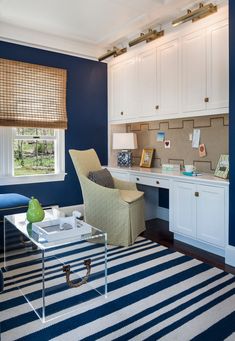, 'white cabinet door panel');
157,39,180,115
182,30,207,113
196,185,225,247
173,181,196,237
207,20,229,110
123,57,139,118
109,58,139,121
139,48,157,117
110,63,125,120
